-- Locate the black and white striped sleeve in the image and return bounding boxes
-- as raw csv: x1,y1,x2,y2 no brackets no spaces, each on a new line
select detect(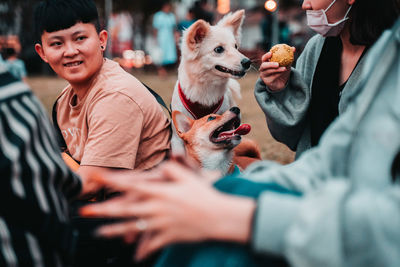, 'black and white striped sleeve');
0,70,81,267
